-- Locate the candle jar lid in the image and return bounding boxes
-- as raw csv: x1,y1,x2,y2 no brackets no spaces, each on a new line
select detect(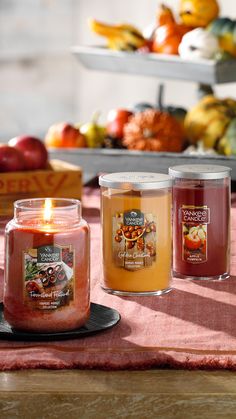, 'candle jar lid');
99,172,172,190
169,164,231,180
